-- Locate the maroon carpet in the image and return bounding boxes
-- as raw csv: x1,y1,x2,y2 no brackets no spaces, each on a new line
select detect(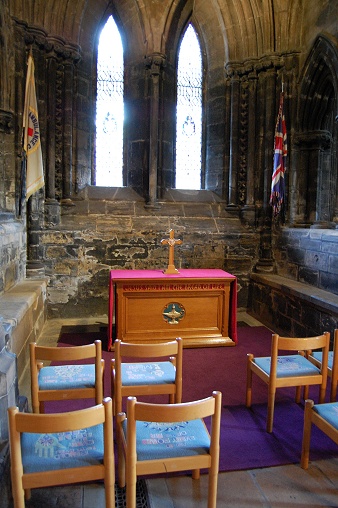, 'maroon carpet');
49,325,338,472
